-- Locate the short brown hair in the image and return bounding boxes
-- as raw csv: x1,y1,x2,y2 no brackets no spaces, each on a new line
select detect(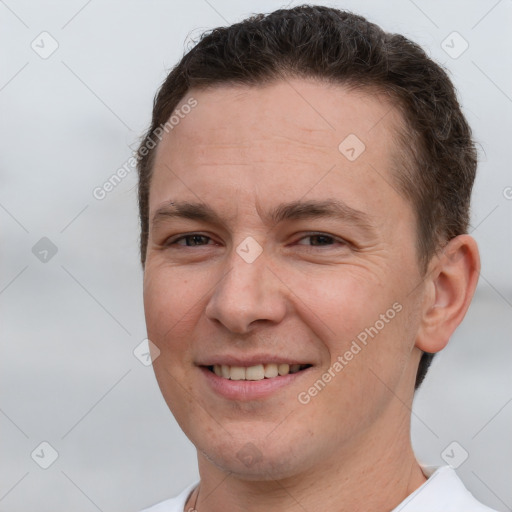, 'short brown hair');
136,5,477,388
